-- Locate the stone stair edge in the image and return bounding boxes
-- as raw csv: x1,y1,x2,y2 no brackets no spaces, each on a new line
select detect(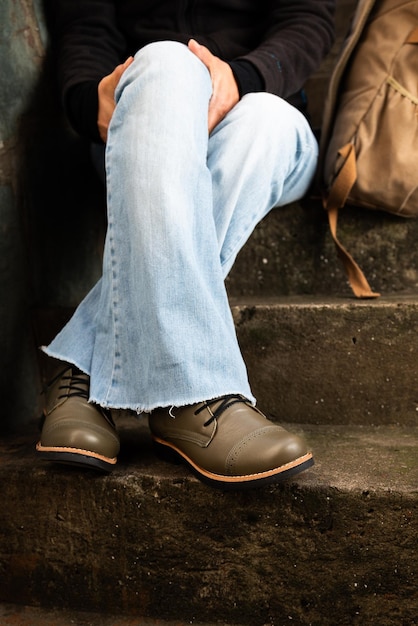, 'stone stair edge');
34,291,418,320
228,291,418,308
2,419,418,495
